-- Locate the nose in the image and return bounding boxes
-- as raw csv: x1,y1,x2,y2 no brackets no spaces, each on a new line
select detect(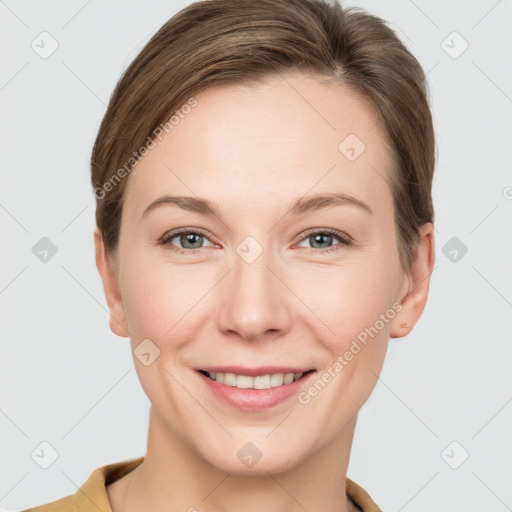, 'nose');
215,249,292,342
